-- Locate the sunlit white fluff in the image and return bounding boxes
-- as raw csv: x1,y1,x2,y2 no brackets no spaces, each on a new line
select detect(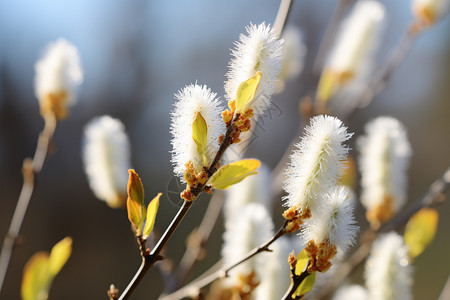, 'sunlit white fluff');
254,237,296,300
283,115,352,213
35,38,83,103
225,22,283,117
325,0,385,82
366,232,413,300
82,116,131,208
170,84,224,178
357,117,412,214
332,285,368,300
412,0,450,24
301,186,358,254
223,164,271,220
276,26,306,93
221,203,274,286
